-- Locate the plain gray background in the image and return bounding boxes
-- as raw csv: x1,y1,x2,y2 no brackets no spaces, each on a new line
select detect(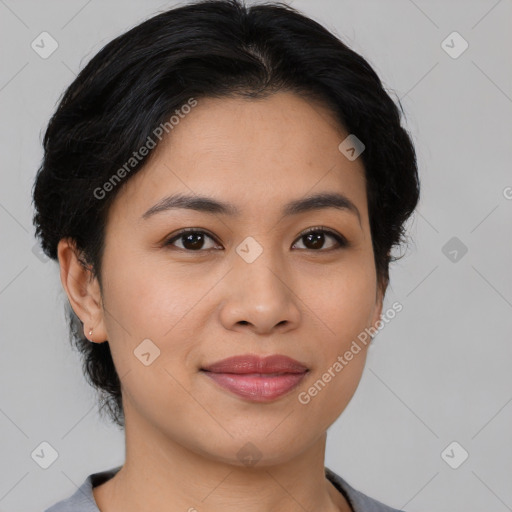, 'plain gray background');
0,0,511,511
